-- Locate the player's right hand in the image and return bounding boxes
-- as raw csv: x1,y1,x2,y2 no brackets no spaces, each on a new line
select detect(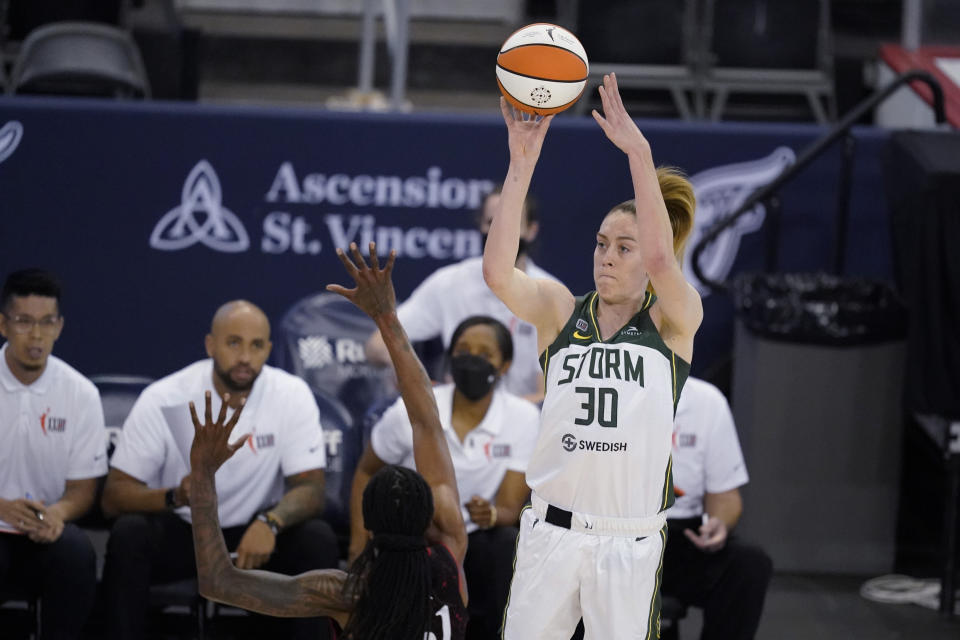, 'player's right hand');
500,97,554,166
